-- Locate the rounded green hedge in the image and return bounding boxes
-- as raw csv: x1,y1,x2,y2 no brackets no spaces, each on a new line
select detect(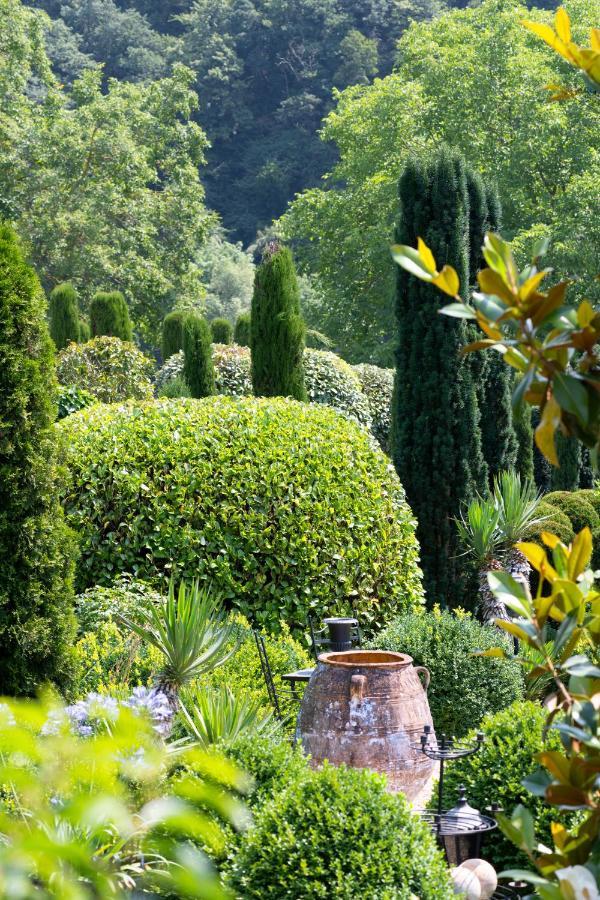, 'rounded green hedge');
438,700,576,872
57,336,155,403
524,500,574,548
544,490,599,534
60,398,424,631
227,763,454,899
368,608,523,737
